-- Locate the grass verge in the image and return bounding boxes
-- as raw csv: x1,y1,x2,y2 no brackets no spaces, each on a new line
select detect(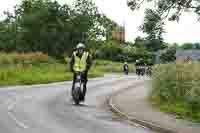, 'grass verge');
0,59,135,86
0,63,104,86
